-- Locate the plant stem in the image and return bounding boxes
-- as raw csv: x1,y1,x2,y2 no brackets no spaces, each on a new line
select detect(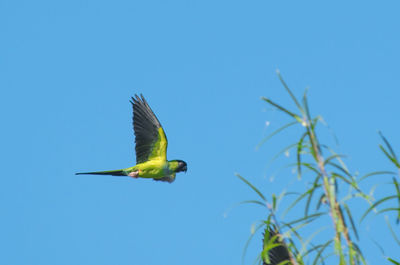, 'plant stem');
306,119,355,265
